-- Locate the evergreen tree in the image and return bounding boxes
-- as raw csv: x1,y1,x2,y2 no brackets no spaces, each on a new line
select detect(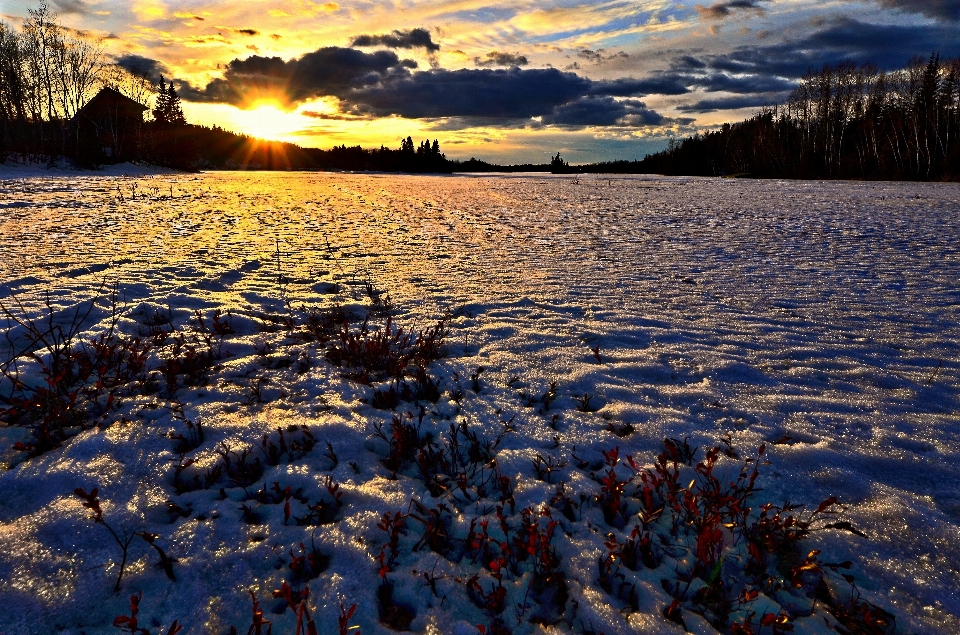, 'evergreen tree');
152,76,171,123
152,76,186,125
165,80,186,125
